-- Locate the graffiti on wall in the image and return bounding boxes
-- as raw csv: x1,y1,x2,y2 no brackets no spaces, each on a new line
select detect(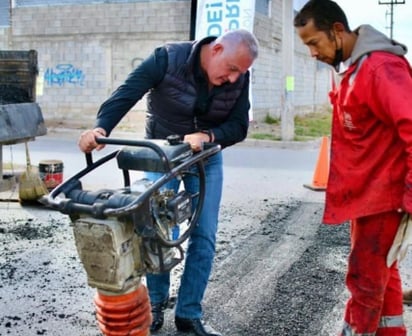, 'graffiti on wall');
44,64,85,86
